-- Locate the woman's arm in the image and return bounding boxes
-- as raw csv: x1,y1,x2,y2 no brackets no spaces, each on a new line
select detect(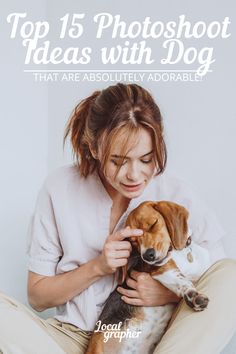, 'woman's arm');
28,227,143,312
28,257,104,312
